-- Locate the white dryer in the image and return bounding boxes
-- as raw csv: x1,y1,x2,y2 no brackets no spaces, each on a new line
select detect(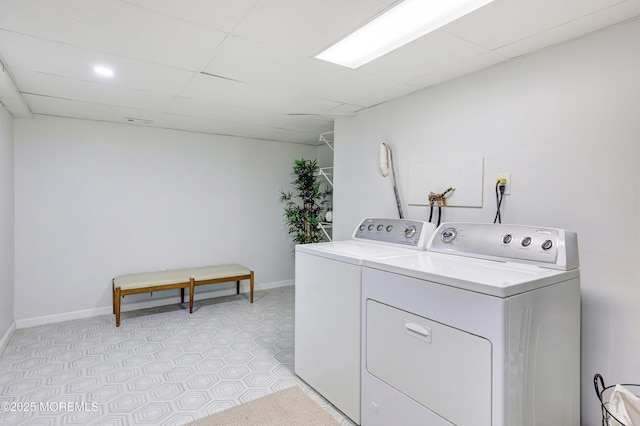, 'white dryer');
295,218,436,424
361,222,581,426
